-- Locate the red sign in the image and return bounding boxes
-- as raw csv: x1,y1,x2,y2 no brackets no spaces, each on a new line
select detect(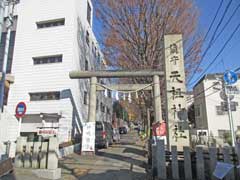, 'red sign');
15,102,27,118
38,129,57,135
152,121,167,136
